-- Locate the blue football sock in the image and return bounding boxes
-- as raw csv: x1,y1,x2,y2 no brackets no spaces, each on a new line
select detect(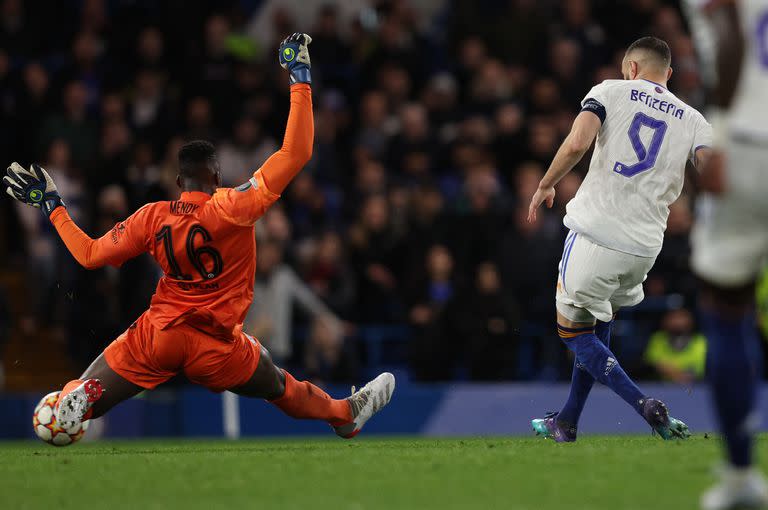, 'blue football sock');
702,309,761,468
595,320,613,346
559,325,645,415
559,320,614,425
